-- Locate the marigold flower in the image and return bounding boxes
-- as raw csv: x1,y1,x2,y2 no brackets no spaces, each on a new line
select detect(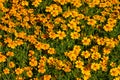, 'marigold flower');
75,60,84,69
15,68,23,75
110,68,119,76
91,52,101,60
26,70,33,77
103,24,114,32
6,51,14,57
29,60,38,67
3,68,10,74
57,31,66,40
0,53,6,63
87,19,96,26
82,37,91,46
91,63,100,71
81,50,90,58
48,48,56,54
43,75,51,80
70,32,80,39
9,61,15,68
